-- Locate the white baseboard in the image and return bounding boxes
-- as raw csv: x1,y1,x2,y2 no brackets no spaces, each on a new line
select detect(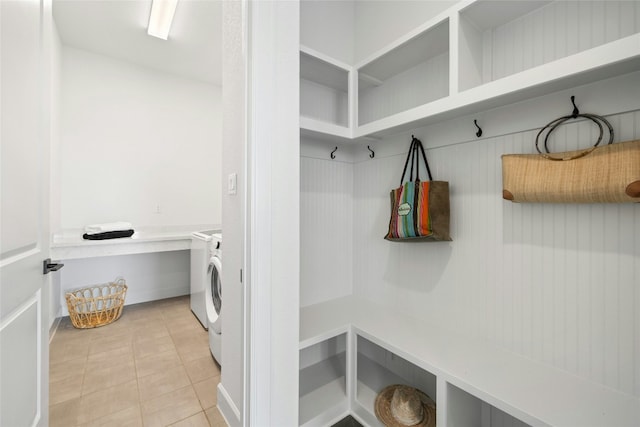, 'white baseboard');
217,383,241,427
